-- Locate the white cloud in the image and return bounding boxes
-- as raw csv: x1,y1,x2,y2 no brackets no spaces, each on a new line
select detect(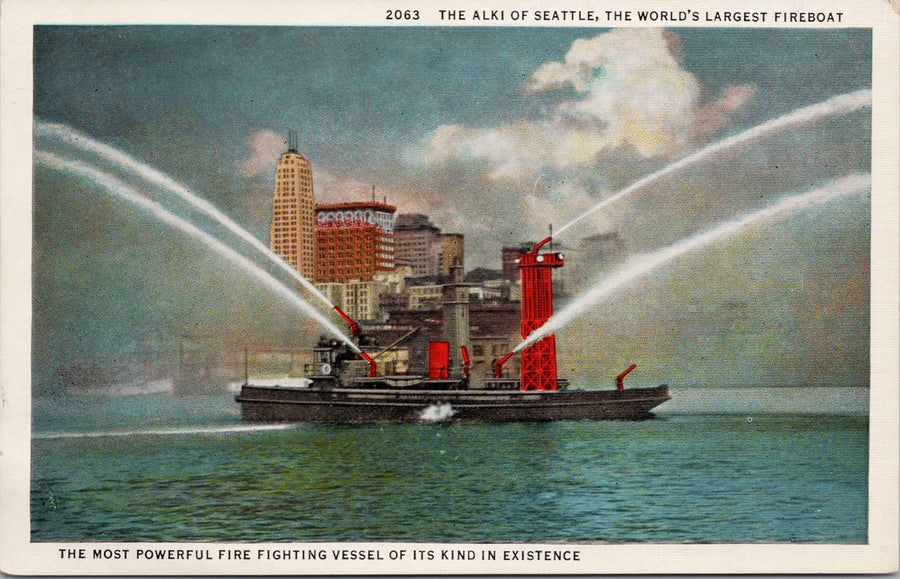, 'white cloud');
421,29,753,181
524,180,612,234
239,130,286,177
313,169,378,204
529,28,683,93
